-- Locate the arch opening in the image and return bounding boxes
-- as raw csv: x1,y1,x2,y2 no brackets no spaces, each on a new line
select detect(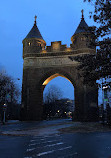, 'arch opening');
42,74,75,120
42,73,72,86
